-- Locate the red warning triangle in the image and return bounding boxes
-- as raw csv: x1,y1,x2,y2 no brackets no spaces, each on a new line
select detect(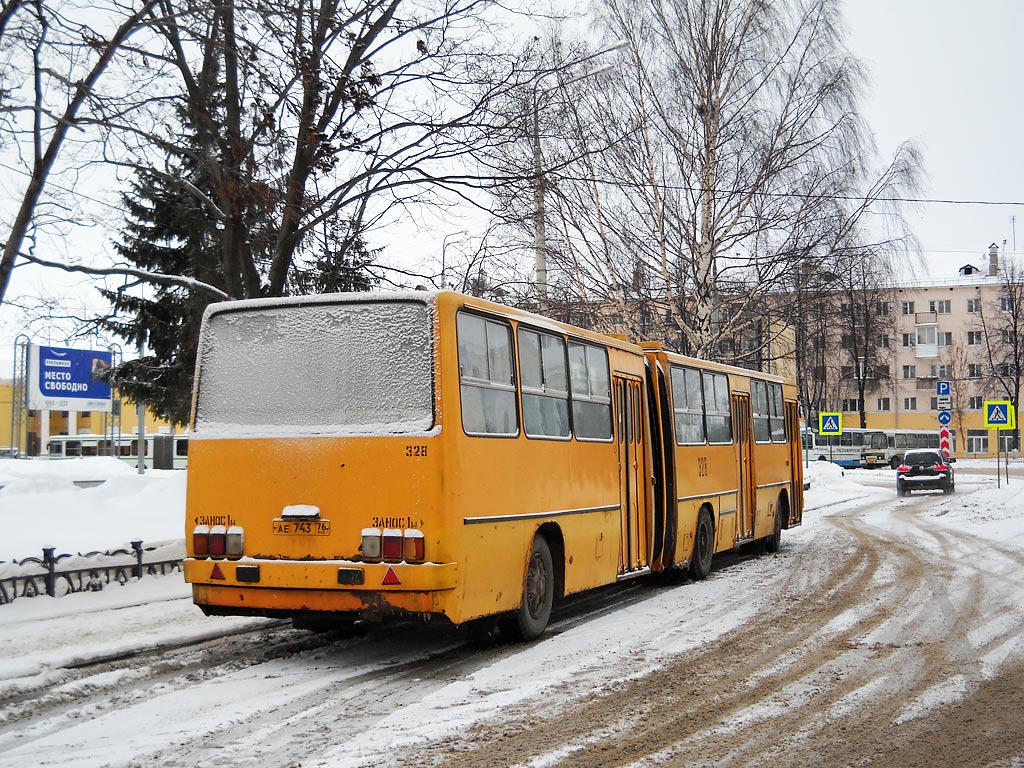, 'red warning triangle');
210,563,226,580
381,566,401,586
